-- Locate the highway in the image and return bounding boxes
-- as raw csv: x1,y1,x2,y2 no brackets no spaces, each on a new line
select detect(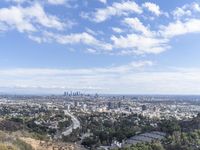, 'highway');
62,110,81,136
